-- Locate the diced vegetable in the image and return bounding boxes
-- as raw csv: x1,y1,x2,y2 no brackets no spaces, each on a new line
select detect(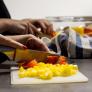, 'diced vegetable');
26,59,38,67
18,62,78,79
58,56,68,65
18,56,78,80
46,56,59,64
